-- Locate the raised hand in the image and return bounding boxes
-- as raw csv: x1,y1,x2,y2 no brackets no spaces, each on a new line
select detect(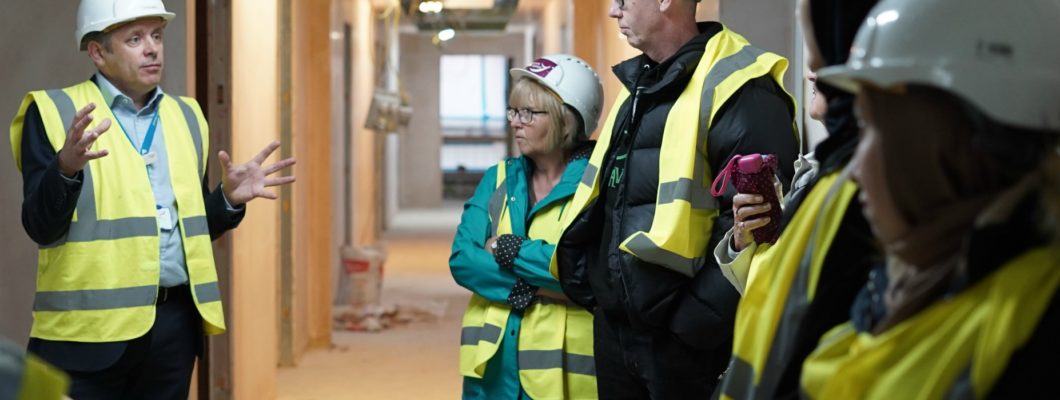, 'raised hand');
57,103,111,177
219,141,296,206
